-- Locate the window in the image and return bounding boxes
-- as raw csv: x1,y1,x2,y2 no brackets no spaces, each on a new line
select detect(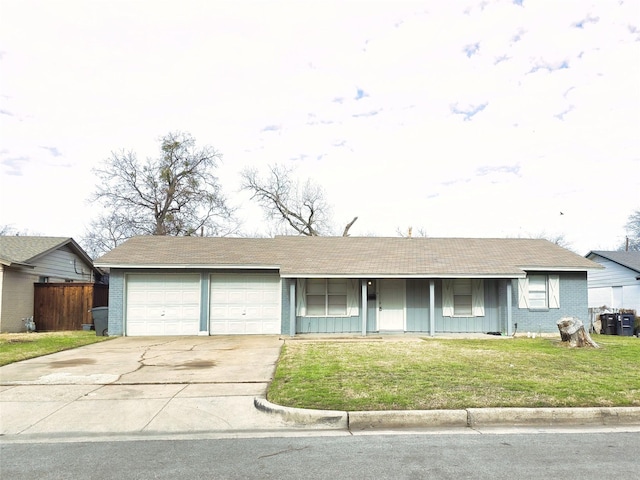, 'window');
442,279,484,317
528,275,547,308
518,274,560,309
306,279,348,316
296,278,360,317
453,279,473,316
